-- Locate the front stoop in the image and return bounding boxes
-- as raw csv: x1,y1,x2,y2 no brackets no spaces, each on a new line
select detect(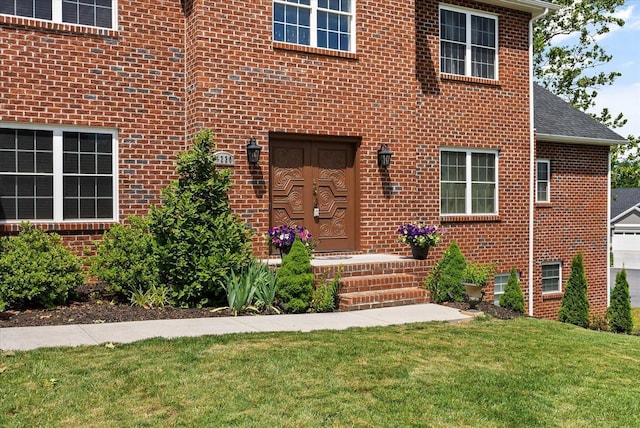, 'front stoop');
310,256,432,311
